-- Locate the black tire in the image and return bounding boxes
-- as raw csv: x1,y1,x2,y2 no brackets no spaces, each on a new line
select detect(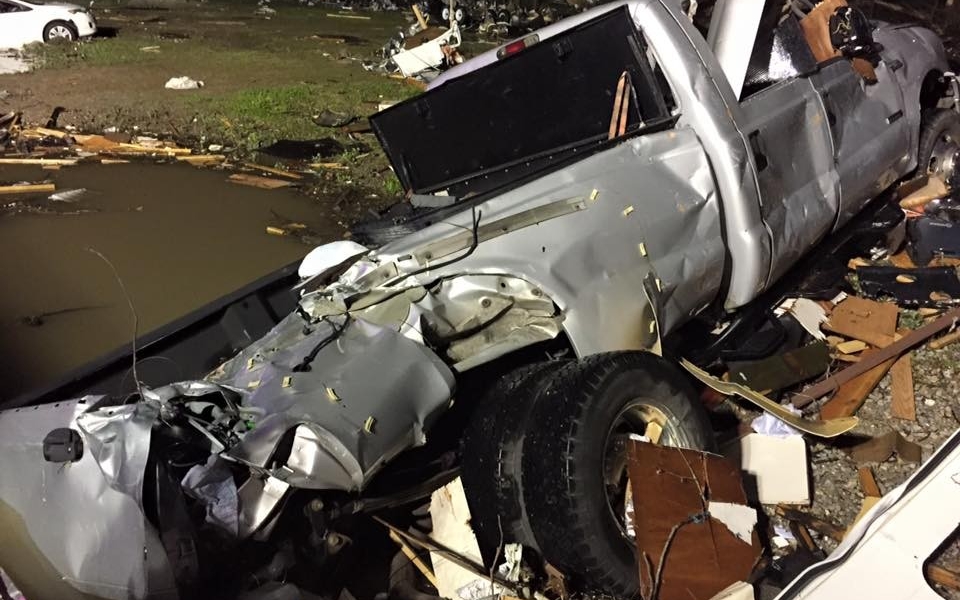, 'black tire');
917,109,960,185
520,352,715,597
460,361,567,564
43,20,76,42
